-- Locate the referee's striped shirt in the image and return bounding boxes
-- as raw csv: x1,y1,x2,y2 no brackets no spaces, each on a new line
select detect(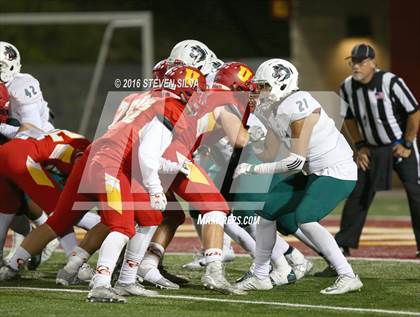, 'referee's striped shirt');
340,70,419,146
